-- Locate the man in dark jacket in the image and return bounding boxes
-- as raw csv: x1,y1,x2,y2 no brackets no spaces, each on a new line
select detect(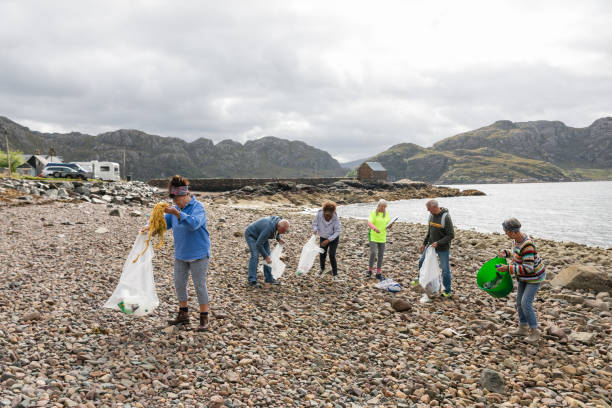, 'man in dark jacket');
415,199,455,297
245,216,289,288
